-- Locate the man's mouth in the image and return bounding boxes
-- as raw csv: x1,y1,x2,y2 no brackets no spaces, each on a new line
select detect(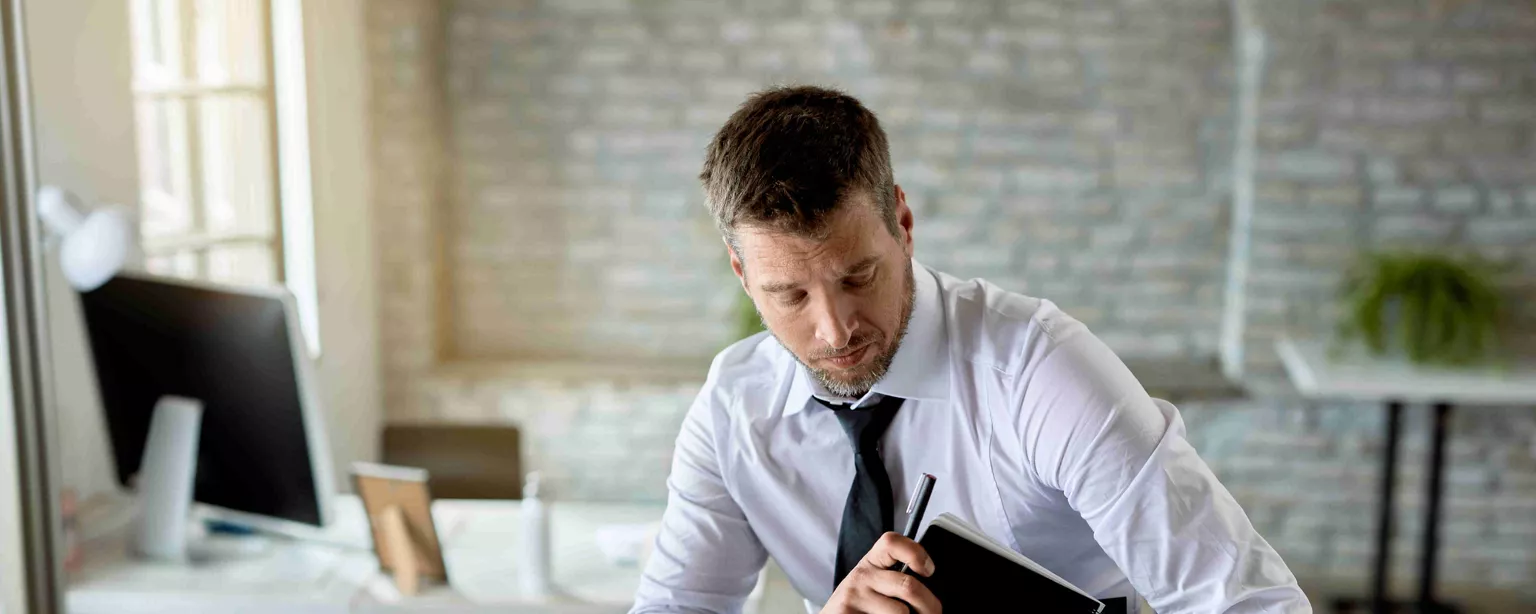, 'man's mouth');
822,343,872,369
